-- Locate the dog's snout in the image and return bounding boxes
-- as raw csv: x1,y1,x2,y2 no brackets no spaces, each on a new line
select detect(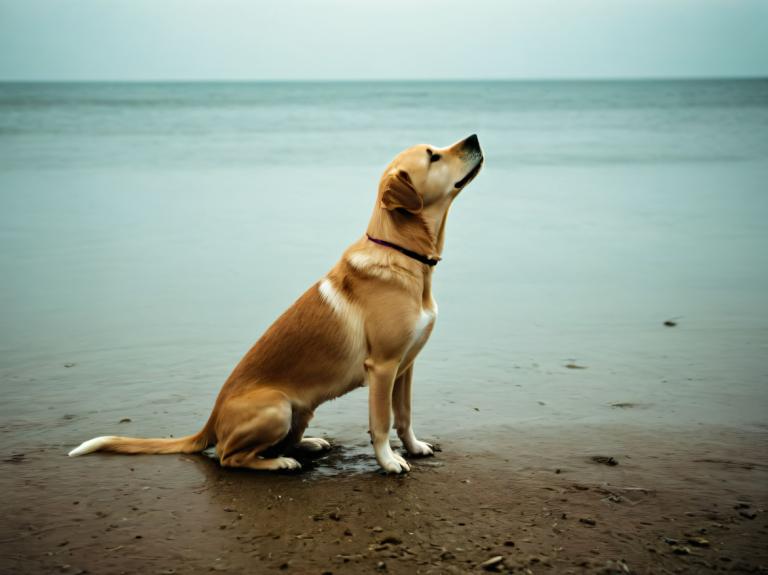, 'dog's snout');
463,134,480,153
